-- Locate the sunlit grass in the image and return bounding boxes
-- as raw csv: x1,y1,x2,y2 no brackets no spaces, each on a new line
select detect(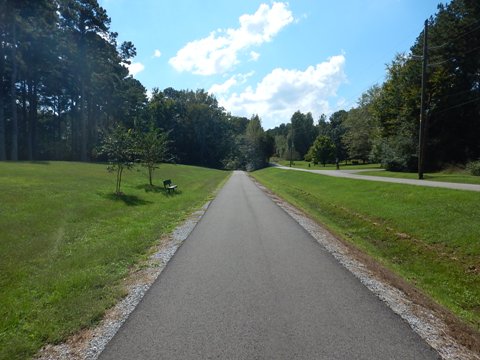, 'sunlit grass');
274,159,480,185
360,170,480,185
0,161,229,360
